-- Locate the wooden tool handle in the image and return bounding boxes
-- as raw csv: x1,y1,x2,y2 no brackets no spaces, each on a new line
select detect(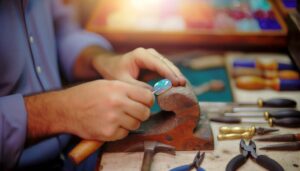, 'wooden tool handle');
271,118,300,128
141,150,155,171
296,134,300,141
68,140,104,164
260,98,297,108
236,76,281,90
